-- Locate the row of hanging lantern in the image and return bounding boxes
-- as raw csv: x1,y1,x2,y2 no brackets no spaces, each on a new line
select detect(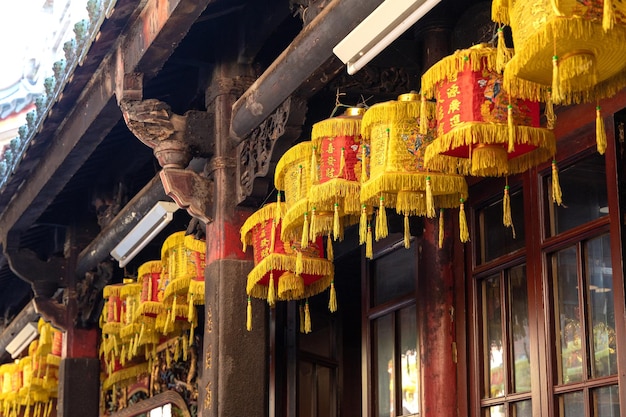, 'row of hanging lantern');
0,319,61,417
100,231,205,393
492,0,626,156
